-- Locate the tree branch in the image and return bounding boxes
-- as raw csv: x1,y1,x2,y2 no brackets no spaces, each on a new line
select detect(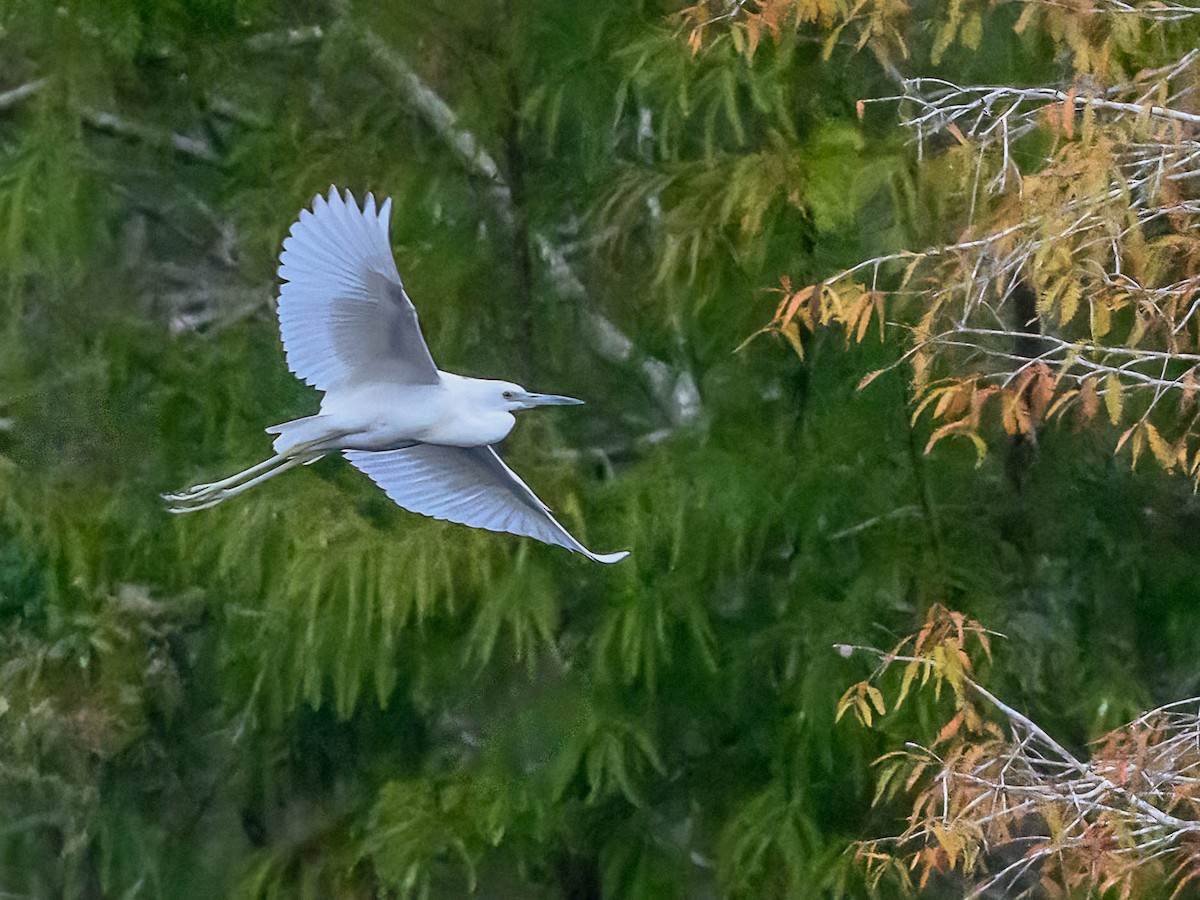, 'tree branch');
0,79,46,112
345,16,702,427
244,25,326,52
80,108,221,165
